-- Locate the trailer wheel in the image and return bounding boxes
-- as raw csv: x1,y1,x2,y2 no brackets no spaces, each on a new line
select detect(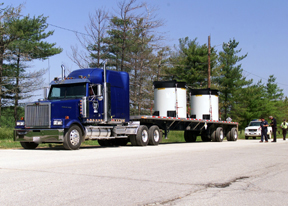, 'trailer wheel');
20,142,38,149
211,130,216,142
201,132,211,142
129,135,137,146
148,125,161,145
226,131,231,141
184,130,197,142
229,128,238,141
63,125,82,150
135,125,149,146
215,127,224,142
